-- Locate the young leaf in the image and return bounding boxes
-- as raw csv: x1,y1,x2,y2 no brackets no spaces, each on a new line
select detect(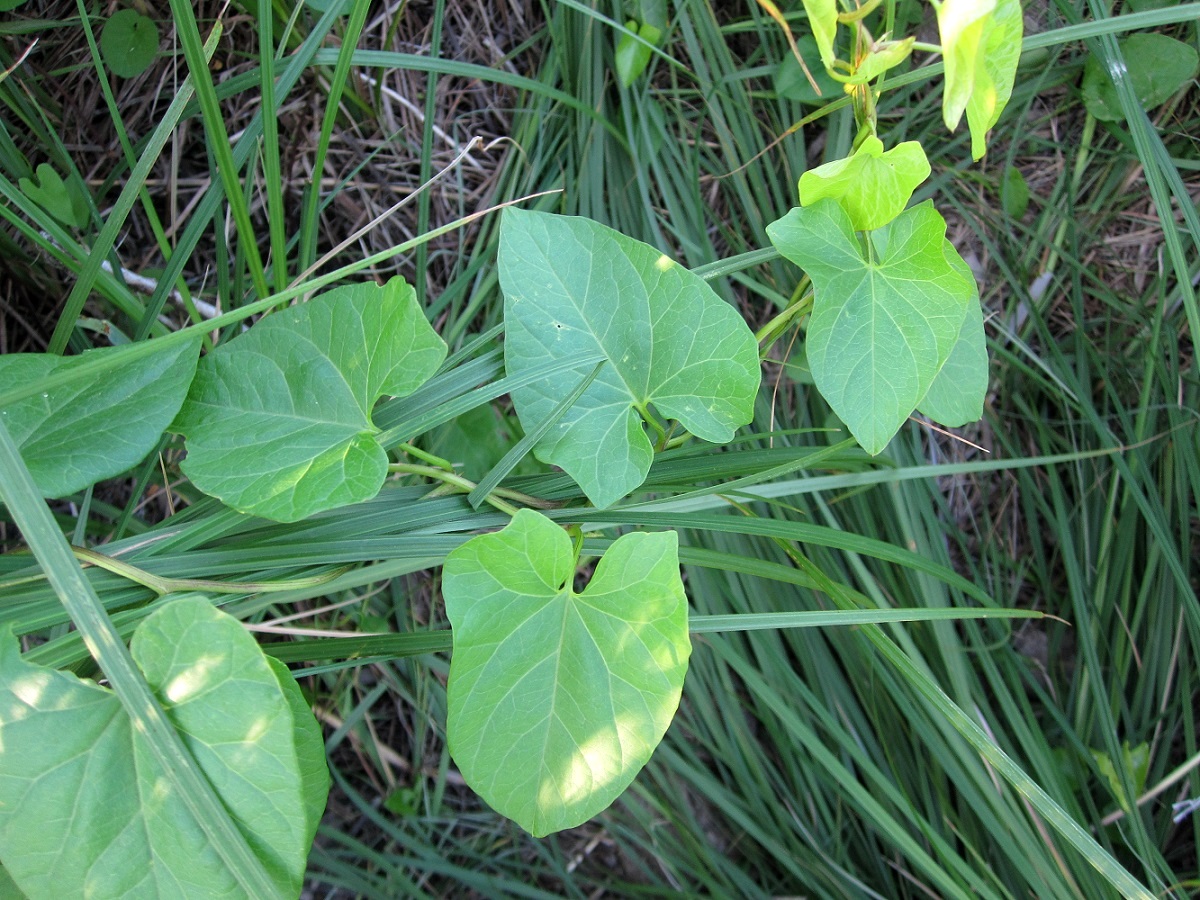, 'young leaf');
0,338,199,498
499,208,759,508
964,0,1022,159
935,0,1022,158
934,0,996,132
173,278,446,522
18,163,88,228
766,200,974,454
443,509,690,837
798,136,930,232
801,0,840,71
614,20,663,88
1081,33,1199,123
100,9,160,79
844,37,916,84
917,246,988,426
0,595,324,899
